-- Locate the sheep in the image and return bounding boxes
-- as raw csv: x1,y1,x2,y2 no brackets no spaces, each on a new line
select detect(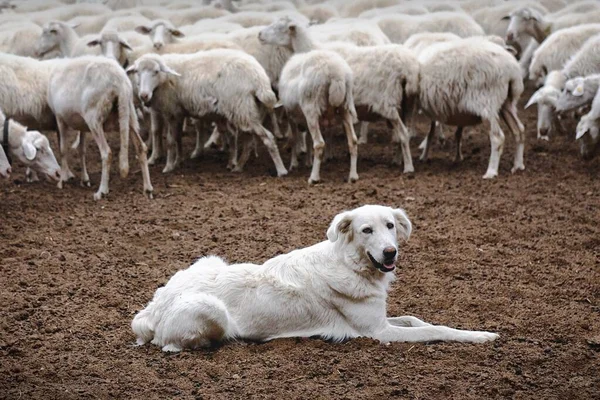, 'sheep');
0,108,61,181
10,0,64,13
28,3,112,26
340,0,400,18
310,19,391,46
79,30,135,68
217,0,296,13
68,10,143,36
179,20,243,36
0,21,43,57
528,24,600,85
374,12,485,44
299,4,338,24
165,6,230,26
47,56,153,200
0,141,10,178
524,70,566,140
555,74,600,114
103,15,153,33
216,10,309,28
135,19,184,50
358,4,429,18
35,21,79,59
126,50,288,177
573,91,600,159
259,17,359,184
418,37,525,179
404,32,461,56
